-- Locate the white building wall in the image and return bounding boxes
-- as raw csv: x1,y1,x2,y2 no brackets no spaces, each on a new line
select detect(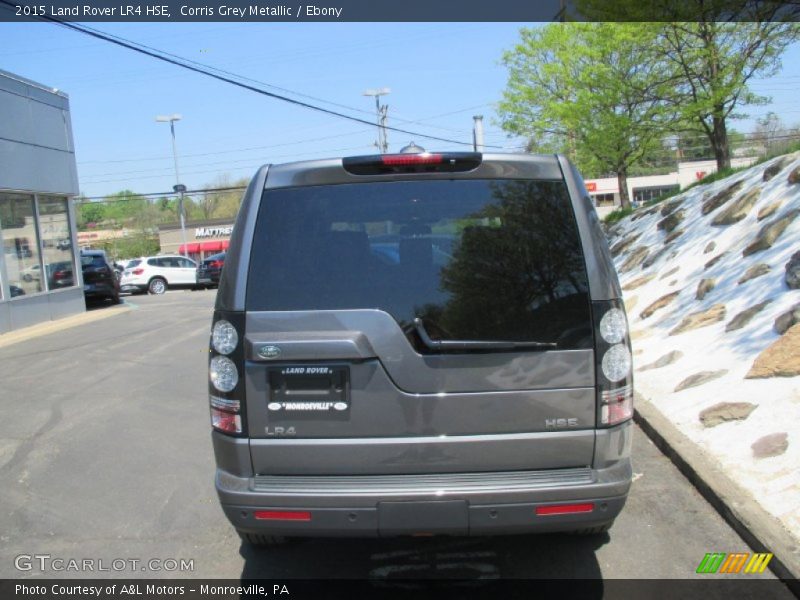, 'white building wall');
586,157,760,215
